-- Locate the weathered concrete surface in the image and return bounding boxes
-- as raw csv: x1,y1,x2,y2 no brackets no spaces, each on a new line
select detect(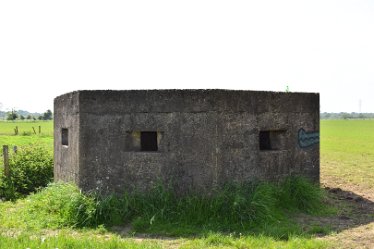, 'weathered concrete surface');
54,90,320,194
54,92,80,183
